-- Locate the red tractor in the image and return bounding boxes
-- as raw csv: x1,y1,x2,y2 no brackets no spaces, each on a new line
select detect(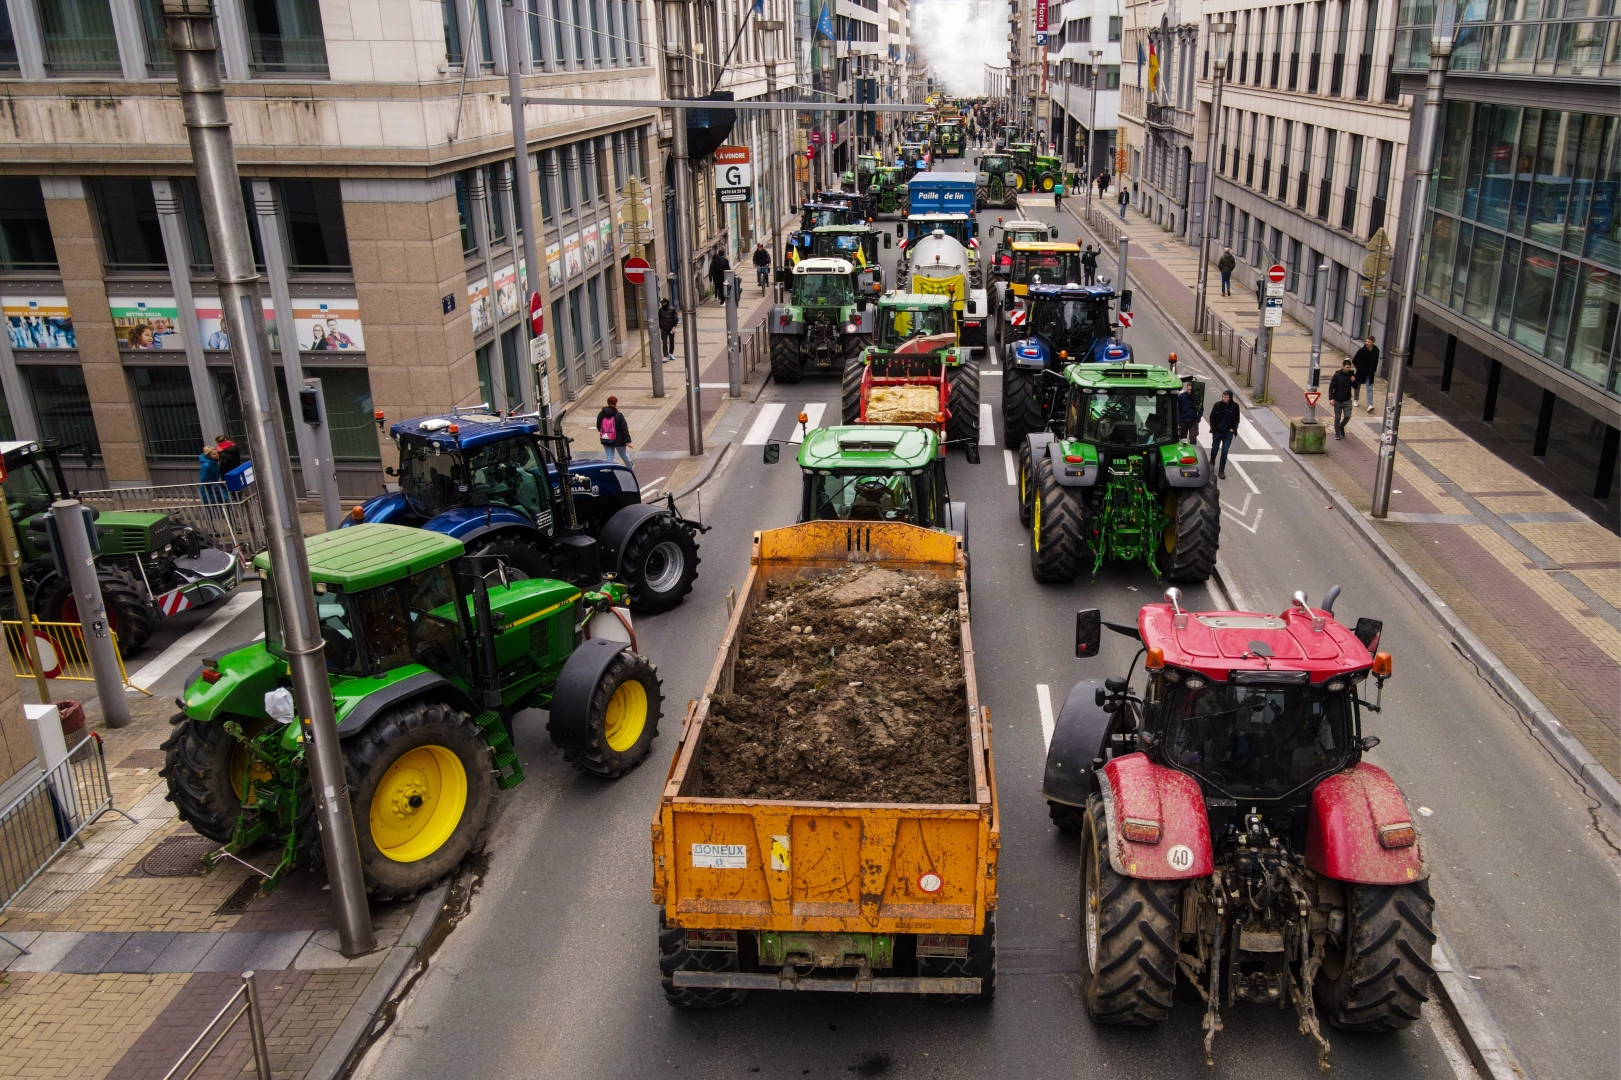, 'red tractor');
1043,586,1433,1070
